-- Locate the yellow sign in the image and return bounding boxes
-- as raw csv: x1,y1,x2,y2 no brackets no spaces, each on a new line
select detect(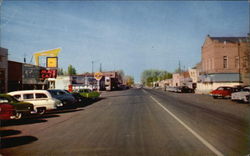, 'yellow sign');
34,48,61,66
94,72,103,80
46,57,58,68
